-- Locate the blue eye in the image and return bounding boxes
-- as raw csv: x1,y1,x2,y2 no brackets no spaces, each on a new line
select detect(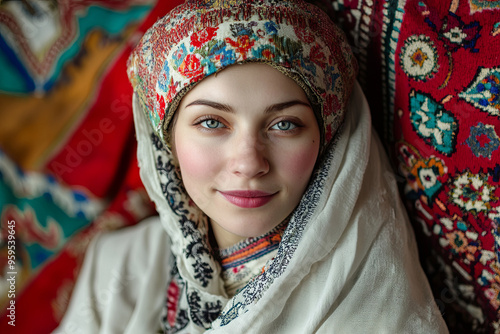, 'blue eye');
272,121,297,131
201,119,224,129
